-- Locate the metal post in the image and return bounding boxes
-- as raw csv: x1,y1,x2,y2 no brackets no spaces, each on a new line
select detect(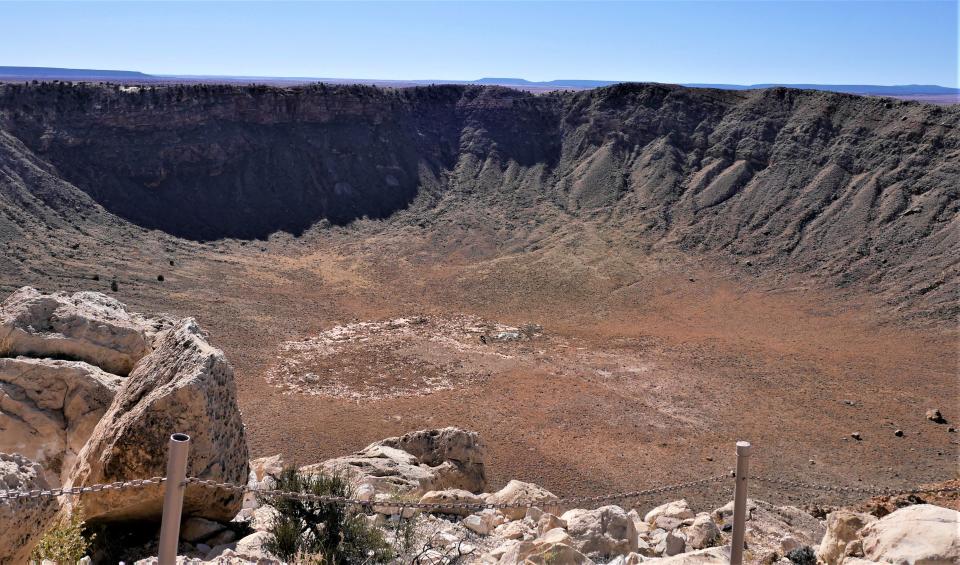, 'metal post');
730,441,751,565
158,433,191,565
